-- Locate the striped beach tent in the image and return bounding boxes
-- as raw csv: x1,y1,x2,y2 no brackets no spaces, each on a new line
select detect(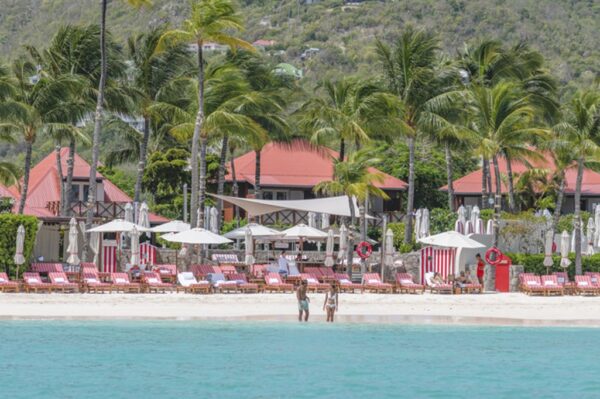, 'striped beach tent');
140,242,157,267
420,246,456,284
102,241,117,273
